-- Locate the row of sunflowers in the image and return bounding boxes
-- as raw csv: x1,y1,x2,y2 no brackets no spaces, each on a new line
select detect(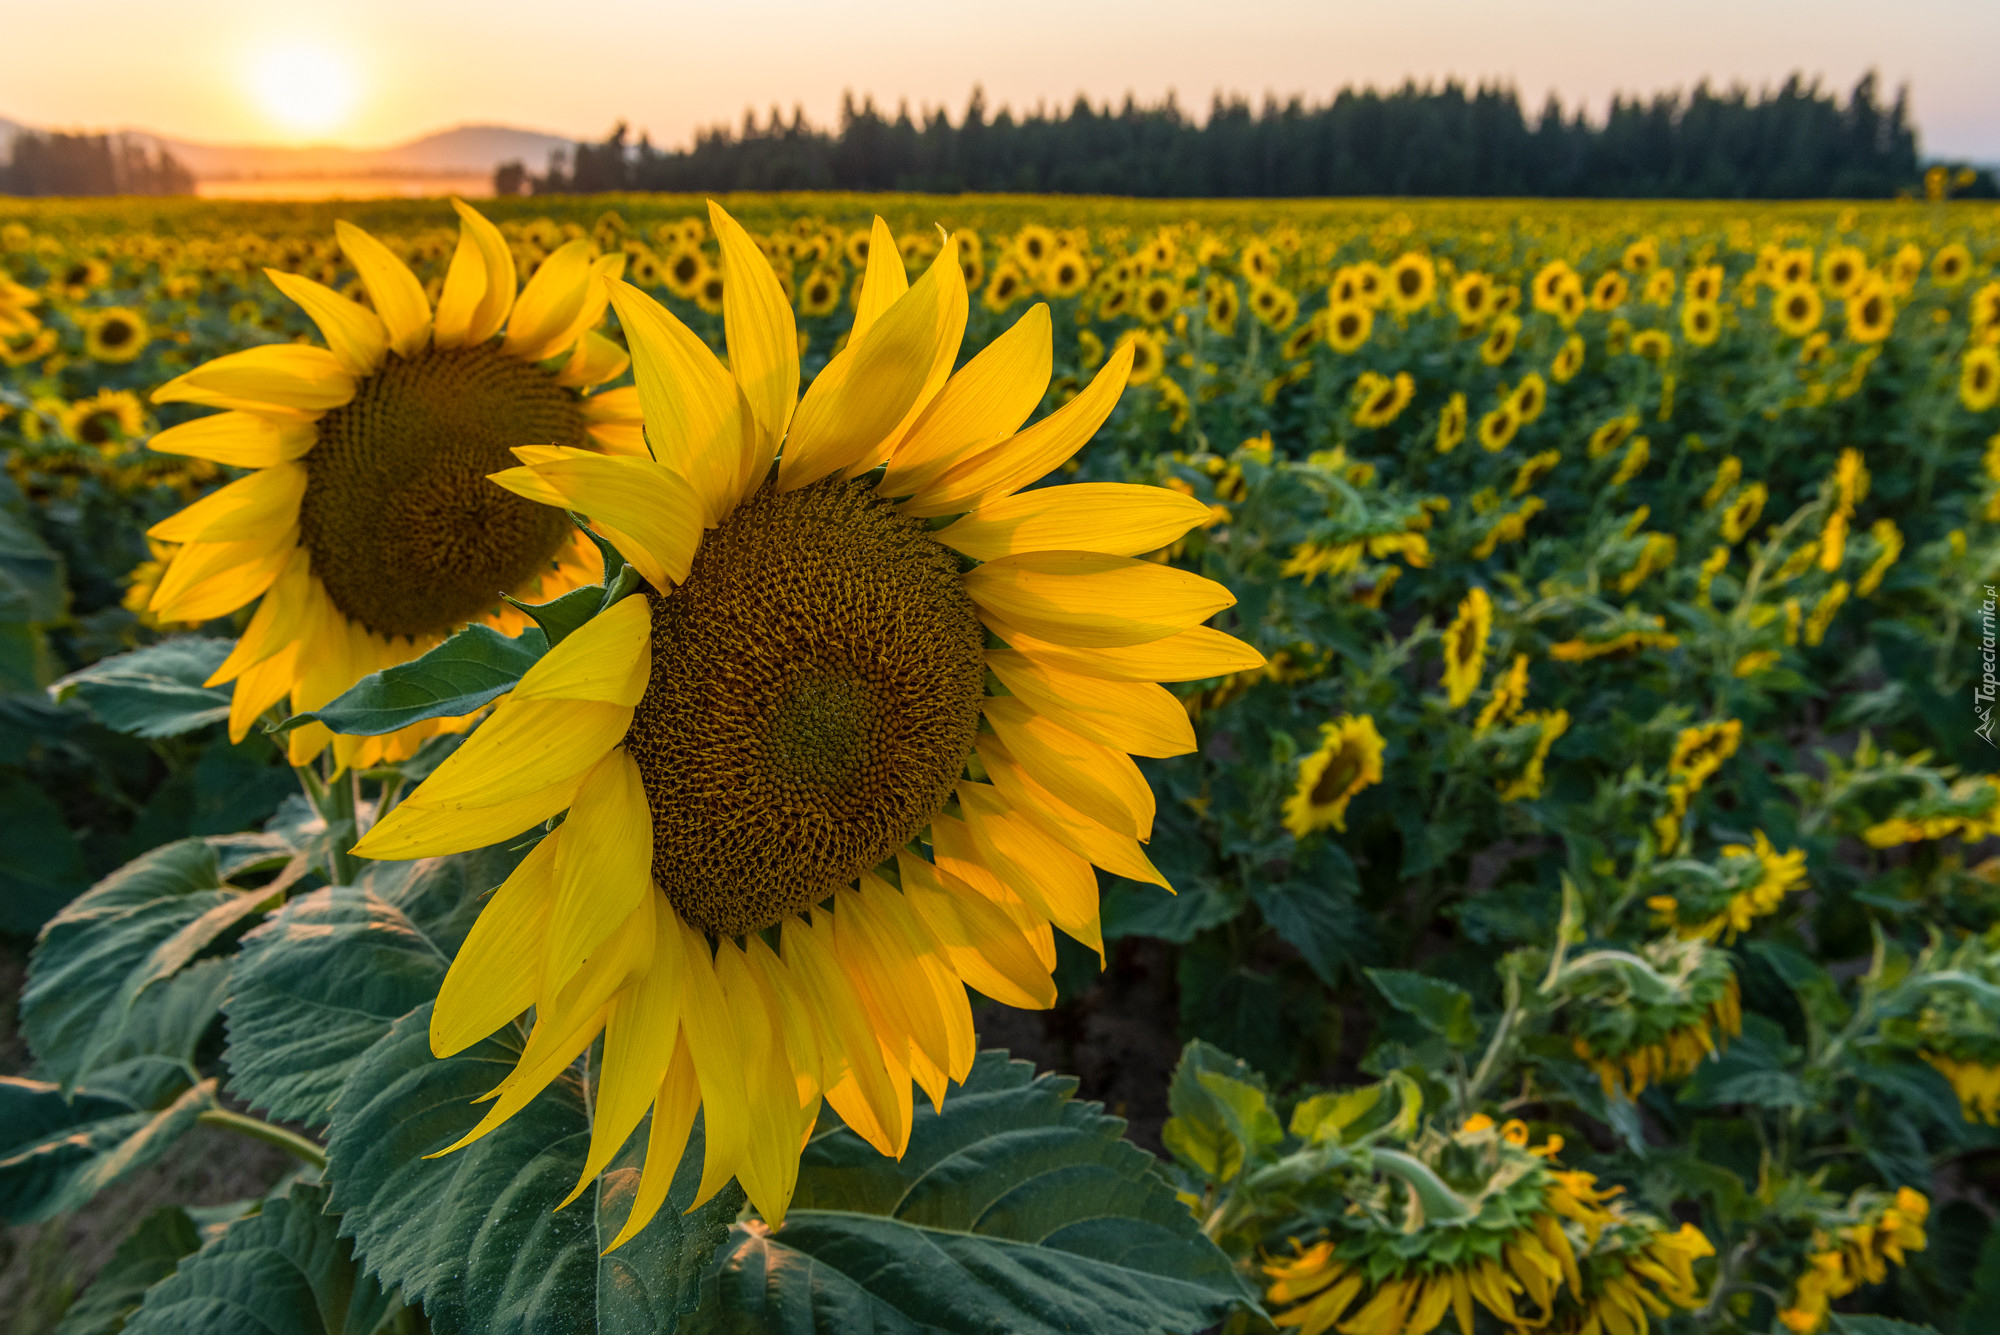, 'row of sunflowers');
1,190,1998,1335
